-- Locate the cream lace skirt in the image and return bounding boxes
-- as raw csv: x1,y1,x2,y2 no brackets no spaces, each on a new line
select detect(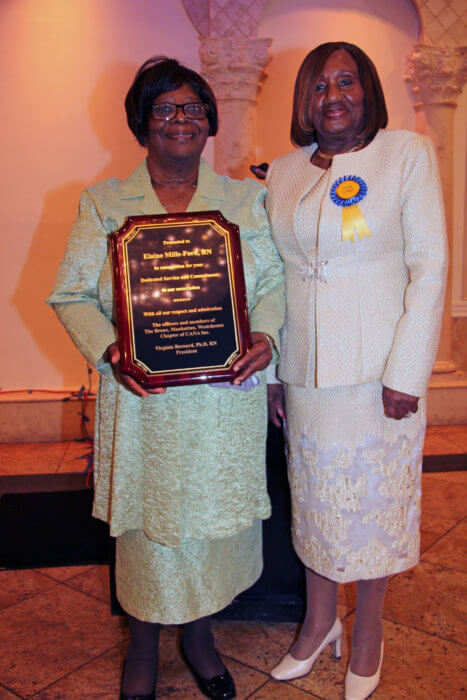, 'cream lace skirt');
285,381,425,583
115,521,262,624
